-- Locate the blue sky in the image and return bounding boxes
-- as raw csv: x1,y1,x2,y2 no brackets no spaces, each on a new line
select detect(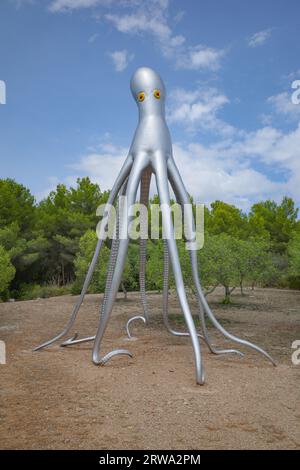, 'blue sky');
0,0,300,210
